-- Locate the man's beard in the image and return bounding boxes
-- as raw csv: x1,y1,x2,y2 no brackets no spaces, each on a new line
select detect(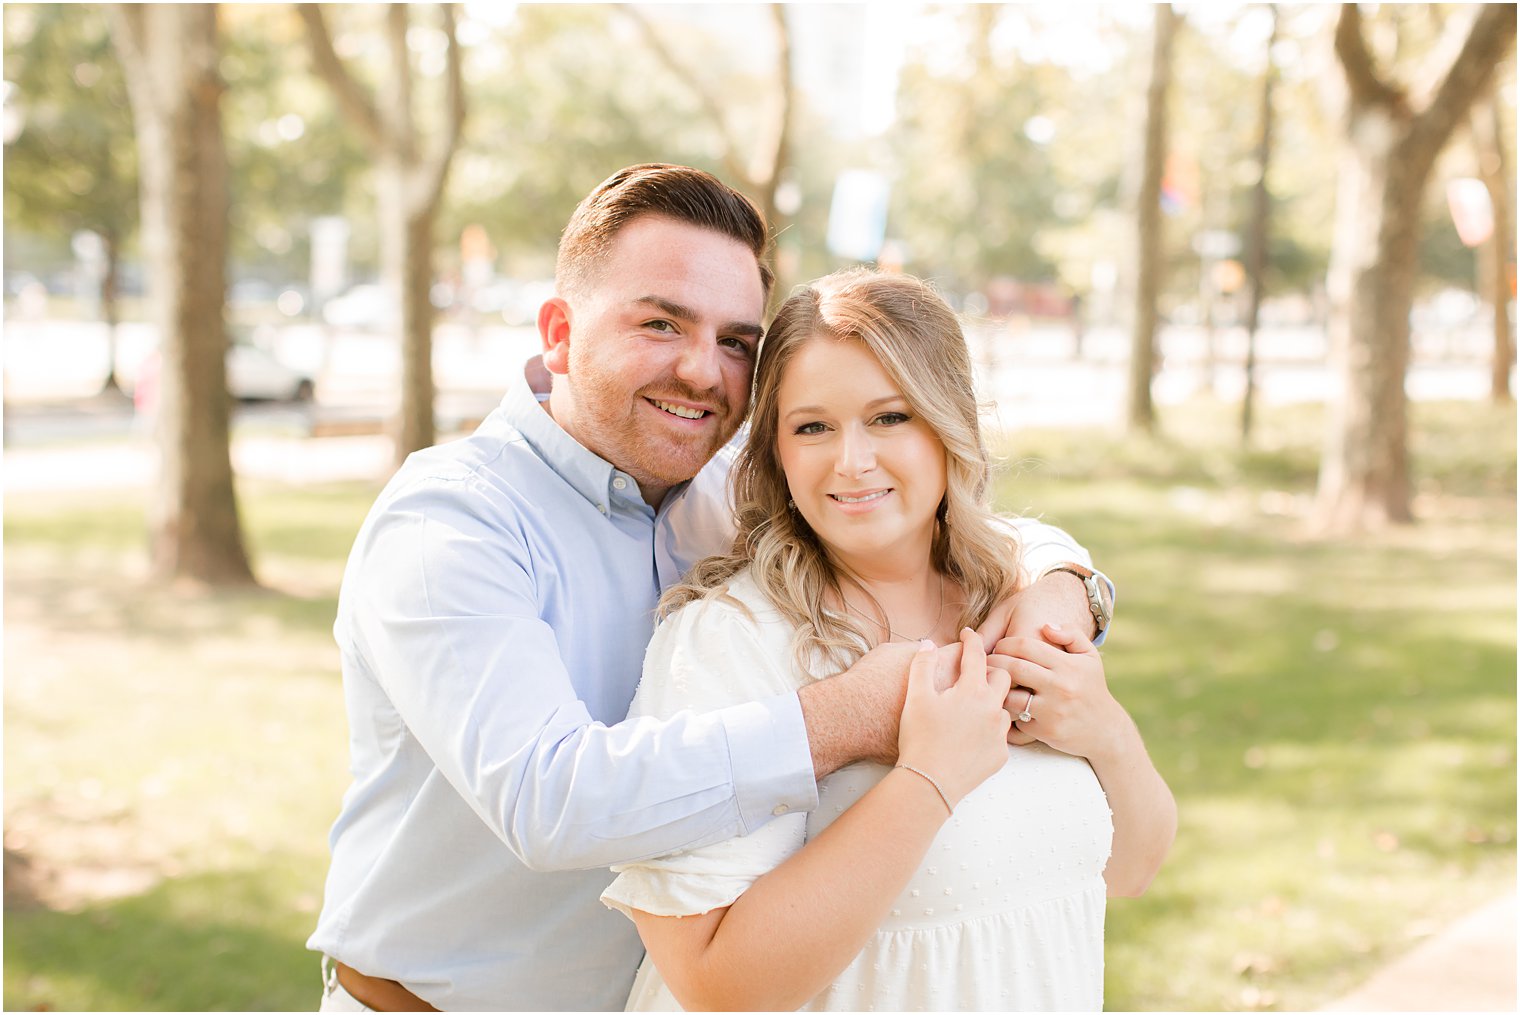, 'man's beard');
571,366,738,491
